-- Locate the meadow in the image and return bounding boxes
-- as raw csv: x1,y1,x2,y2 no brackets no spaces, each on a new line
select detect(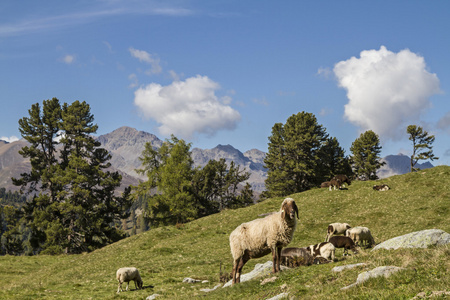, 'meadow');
0,166,449,299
